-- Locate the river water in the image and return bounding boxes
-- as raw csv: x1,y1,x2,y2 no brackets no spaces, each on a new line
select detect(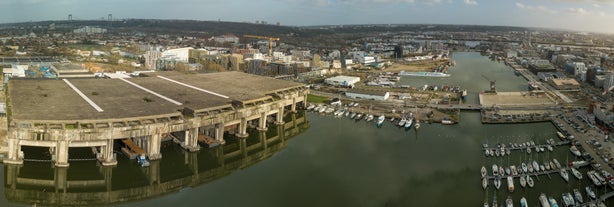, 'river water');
1,52,609,207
